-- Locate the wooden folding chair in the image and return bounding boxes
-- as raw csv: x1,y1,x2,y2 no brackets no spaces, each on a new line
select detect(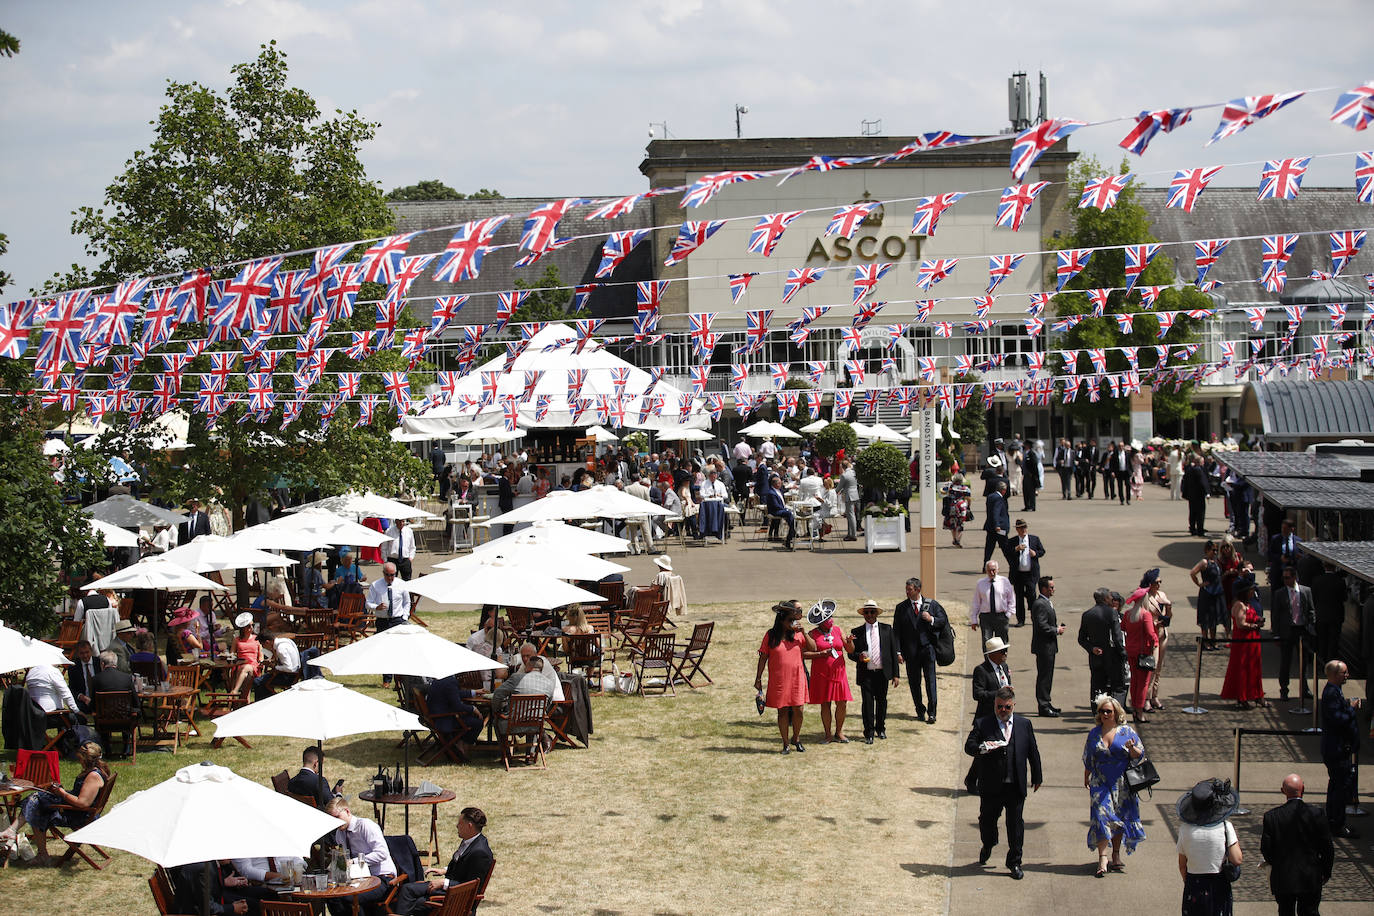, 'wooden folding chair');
40,710,77,755
270,769,291,795
497,694,549,771
203,679,253,749
206,571,237,617
412,689,469,766
296,609,338,647
504,607,534,643
148,872,196,916
563,633,604,691
594,579,625,611
41,770,117,869
620,601,668,659
53,619,82,653
473,858,495,912
377,871,410,915
671,621,715,688
335,592,372,643
423,879,480,916
545,694,582,749
629,634,676,697
261,902,313,916
92,691,141,761
285,790,319,809
12,749,59,784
